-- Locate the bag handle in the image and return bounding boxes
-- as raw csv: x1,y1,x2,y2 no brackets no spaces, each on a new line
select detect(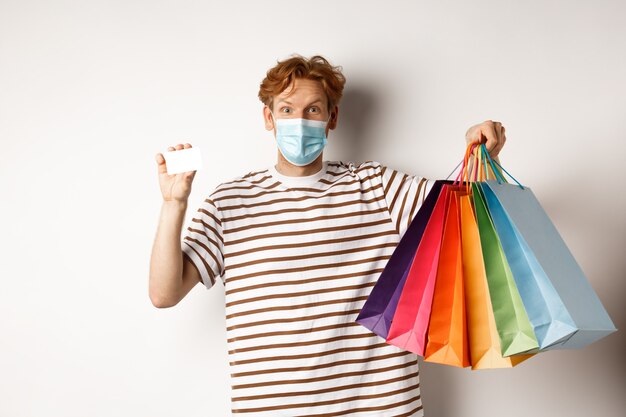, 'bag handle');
448,142,525,190
480,143,525,189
